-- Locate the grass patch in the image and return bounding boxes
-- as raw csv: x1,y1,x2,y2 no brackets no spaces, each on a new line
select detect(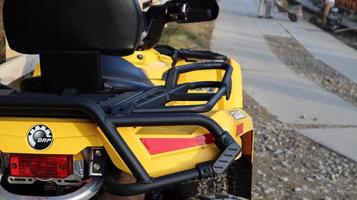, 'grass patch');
159,21,215,49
